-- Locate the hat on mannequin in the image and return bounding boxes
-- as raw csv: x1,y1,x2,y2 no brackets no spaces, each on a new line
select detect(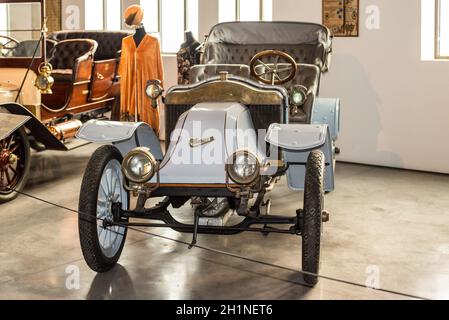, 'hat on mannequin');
124,4,144,27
